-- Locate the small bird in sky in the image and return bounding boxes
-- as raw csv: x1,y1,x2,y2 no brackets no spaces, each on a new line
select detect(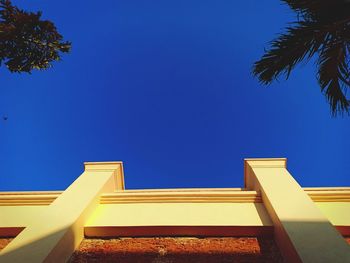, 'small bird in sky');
3,115,8,121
